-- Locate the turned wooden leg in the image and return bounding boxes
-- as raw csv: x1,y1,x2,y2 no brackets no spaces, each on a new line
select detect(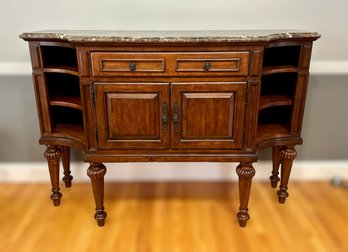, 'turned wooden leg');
44,145,62,207
277,146,297,204
236,162,255,227
87,163,107,227
61,146,73,188
270,146,282,188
